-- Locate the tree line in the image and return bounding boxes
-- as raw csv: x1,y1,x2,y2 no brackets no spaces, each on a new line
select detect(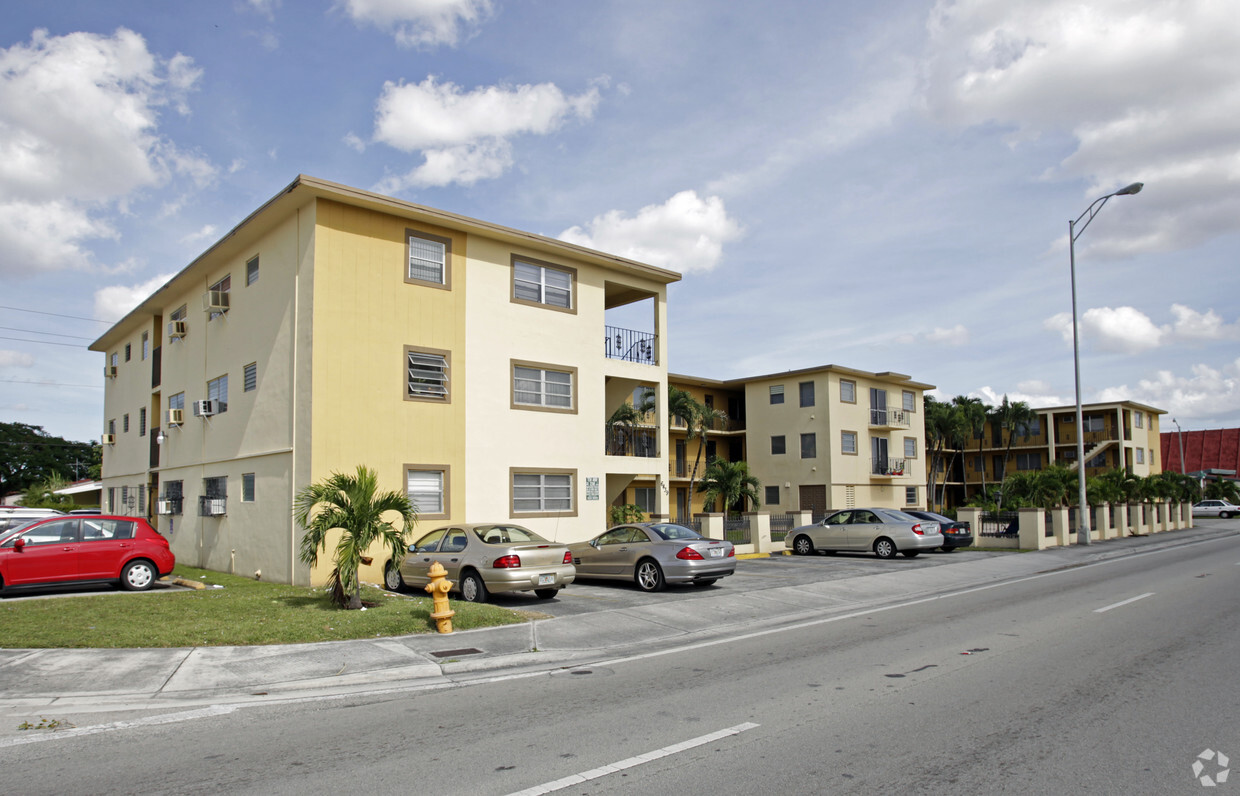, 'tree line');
0,421,101,507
